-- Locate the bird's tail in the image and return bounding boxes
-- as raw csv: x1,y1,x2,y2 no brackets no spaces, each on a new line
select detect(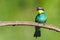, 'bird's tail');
34,26,41,38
